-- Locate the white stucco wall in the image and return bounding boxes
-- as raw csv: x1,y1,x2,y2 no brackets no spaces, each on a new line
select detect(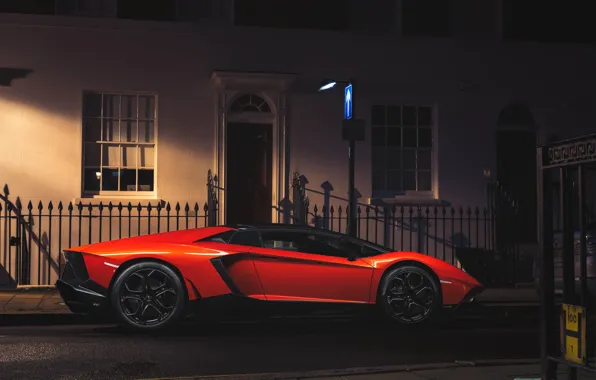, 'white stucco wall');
1,14,596,284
